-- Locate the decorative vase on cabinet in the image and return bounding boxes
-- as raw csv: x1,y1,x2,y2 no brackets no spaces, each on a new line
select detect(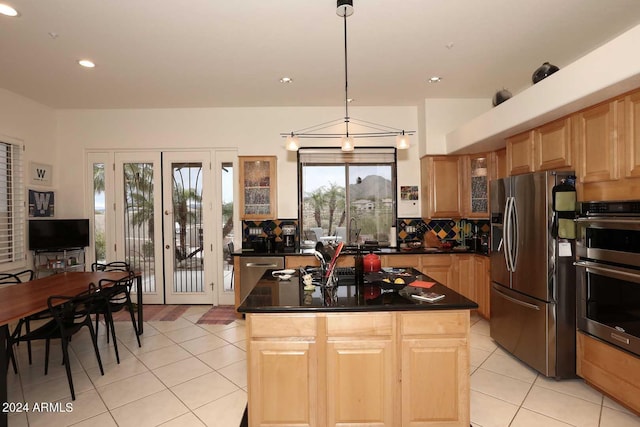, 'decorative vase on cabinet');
239,156,277,220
